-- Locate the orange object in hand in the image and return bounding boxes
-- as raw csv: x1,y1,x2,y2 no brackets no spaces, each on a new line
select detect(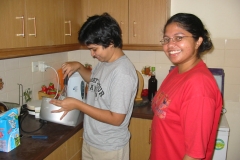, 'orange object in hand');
57,68,64,90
